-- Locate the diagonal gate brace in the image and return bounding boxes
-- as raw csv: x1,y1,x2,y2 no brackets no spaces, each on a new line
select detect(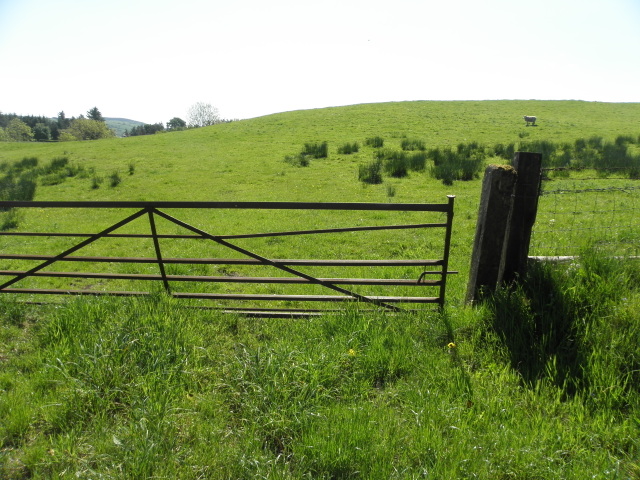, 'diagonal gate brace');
0,208,150,291
150,208,403,312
